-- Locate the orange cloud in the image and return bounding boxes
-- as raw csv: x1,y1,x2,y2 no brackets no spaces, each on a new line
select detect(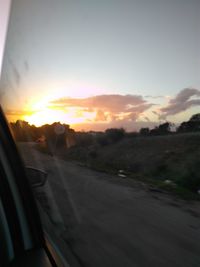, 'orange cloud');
50,94,153,123
4,94,155,130
5,109,34,116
